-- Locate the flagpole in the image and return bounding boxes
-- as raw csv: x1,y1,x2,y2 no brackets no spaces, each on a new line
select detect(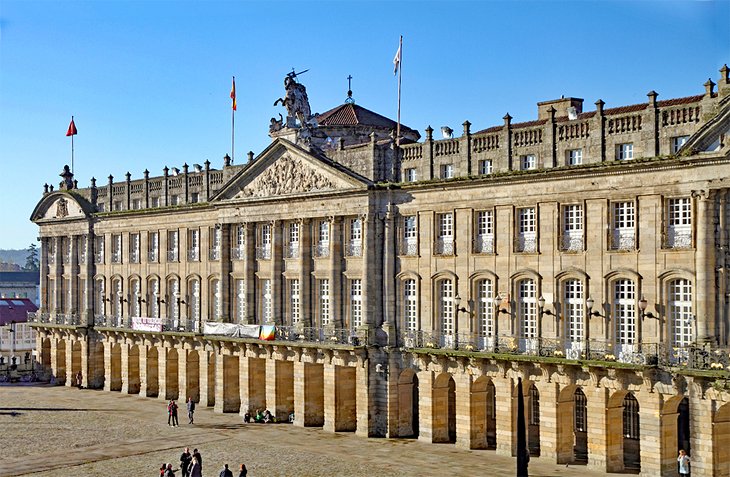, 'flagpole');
231,76,235,163
71,116,75,174
396,35,402,146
